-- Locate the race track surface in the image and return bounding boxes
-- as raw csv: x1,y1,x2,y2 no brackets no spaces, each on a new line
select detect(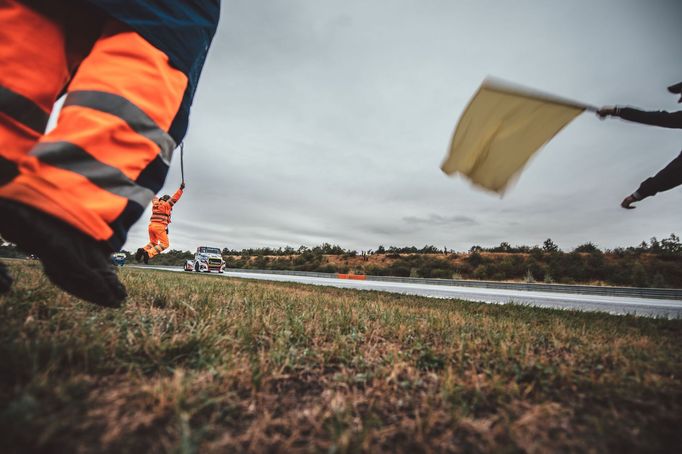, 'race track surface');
134,266,682,318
